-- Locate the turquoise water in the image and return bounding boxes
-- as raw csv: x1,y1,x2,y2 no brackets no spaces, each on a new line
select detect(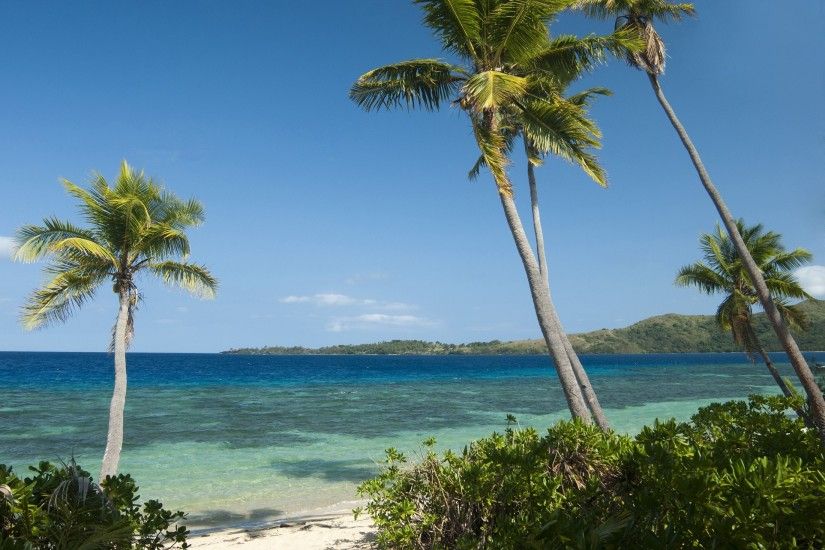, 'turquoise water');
0,352,790,529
